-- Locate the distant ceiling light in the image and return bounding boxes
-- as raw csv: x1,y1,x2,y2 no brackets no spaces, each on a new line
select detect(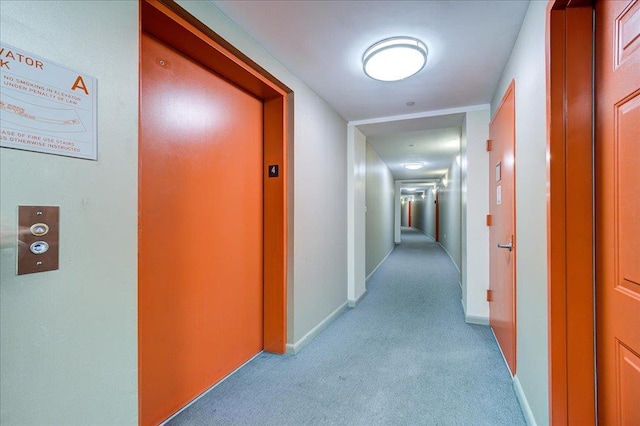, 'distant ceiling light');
405,187,417,192
363,37,428,82
404,162,424,170
456,155,461,166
